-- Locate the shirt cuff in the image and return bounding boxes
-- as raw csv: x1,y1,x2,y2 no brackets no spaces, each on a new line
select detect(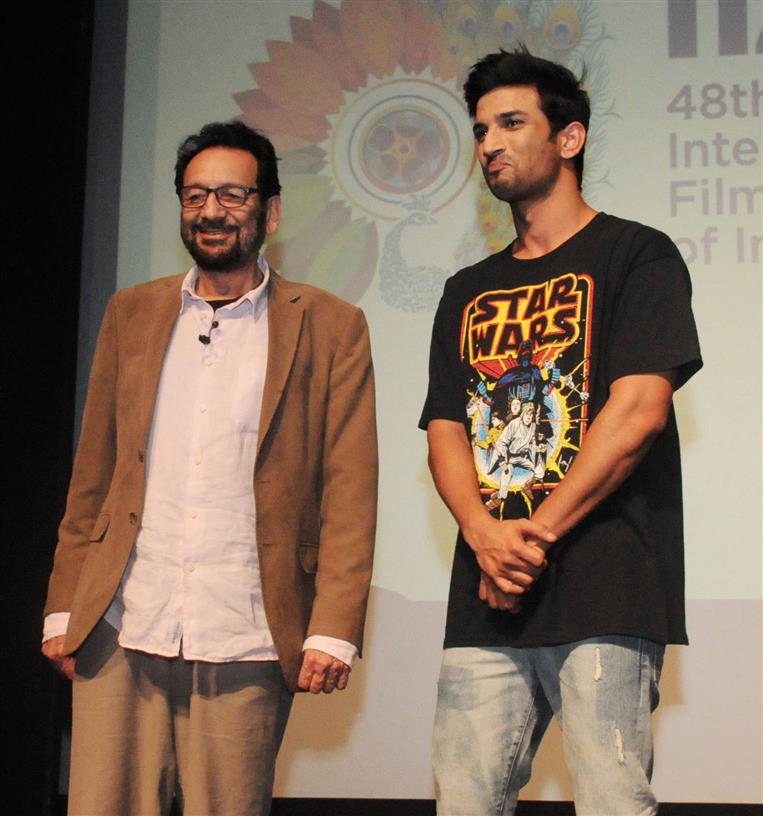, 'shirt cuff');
42,612,70,643
302,635,358,668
